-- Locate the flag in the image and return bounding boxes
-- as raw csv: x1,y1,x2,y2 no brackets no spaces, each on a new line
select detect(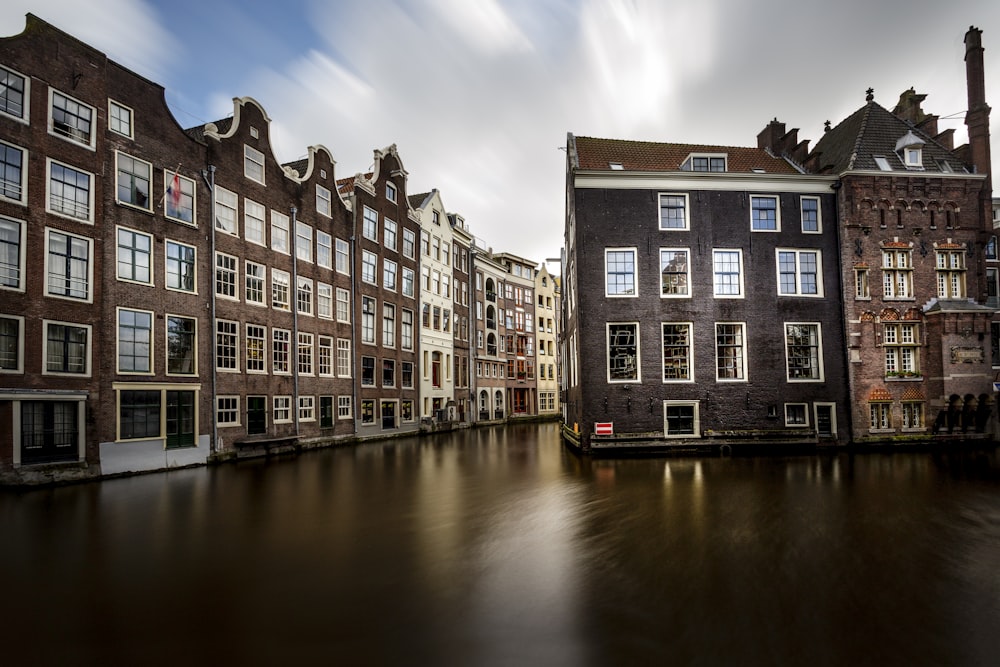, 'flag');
166,171,182,213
